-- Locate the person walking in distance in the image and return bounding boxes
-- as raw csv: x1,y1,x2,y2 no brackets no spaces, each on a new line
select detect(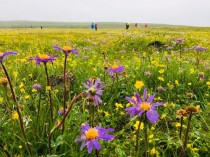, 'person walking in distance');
91,23,94,30
95,23,98,31
126,23,130,30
